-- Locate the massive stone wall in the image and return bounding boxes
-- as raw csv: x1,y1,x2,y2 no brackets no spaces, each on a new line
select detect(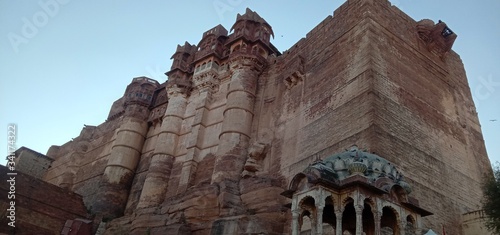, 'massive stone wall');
41,0,490,234
44,119,122,211
0,166,89,234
